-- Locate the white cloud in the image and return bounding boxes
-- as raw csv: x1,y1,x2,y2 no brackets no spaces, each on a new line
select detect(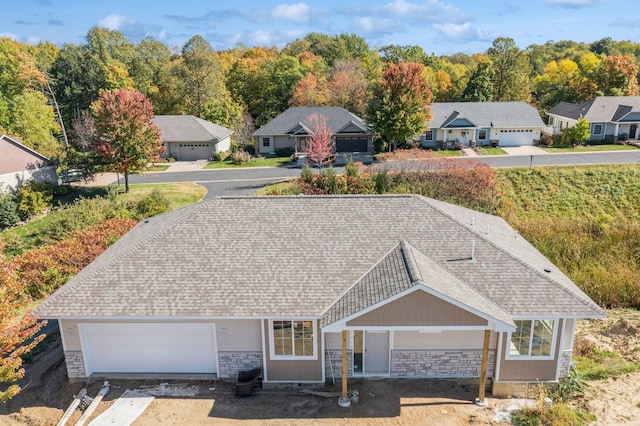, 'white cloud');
98,14,136,31
158,29,168,40
544,0,593,7
432,22,497,42
0,32,20,40
353,16,397,35
271,3,311,24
